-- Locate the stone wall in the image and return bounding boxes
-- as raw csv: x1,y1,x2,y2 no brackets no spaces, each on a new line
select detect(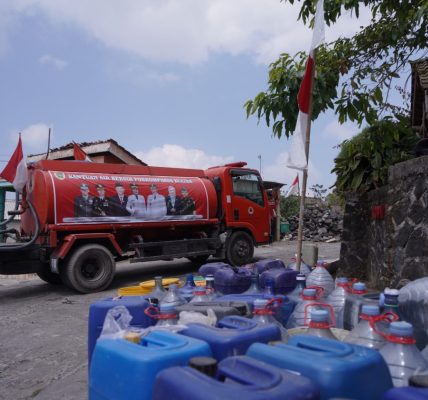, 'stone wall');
339,155,428,289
